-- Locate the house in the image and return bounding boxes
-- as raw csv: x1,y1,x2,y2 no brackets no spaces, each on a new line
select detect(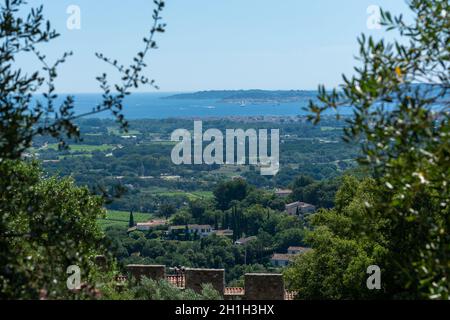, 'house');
136,219,167,231
168,224,213,238
274,189,293,198
167,225,186,236
287,246,312,255
234,236,257,245
271,247,312,267
285,201,316,216
188,224,213,237
270,253,295,267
